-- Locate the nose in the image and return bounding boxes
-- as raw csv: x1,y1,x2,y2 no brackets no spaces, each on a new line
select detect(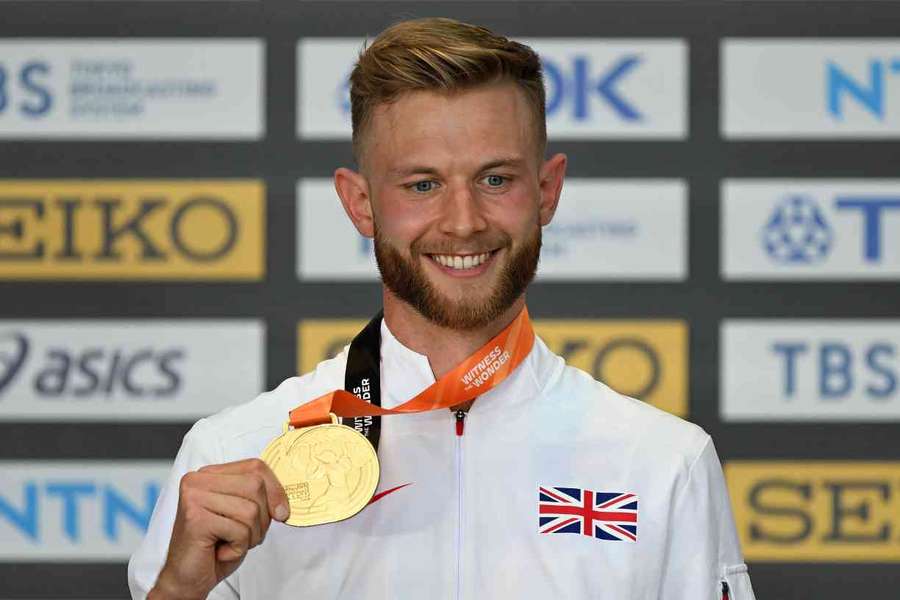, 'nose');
437,182,488,238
